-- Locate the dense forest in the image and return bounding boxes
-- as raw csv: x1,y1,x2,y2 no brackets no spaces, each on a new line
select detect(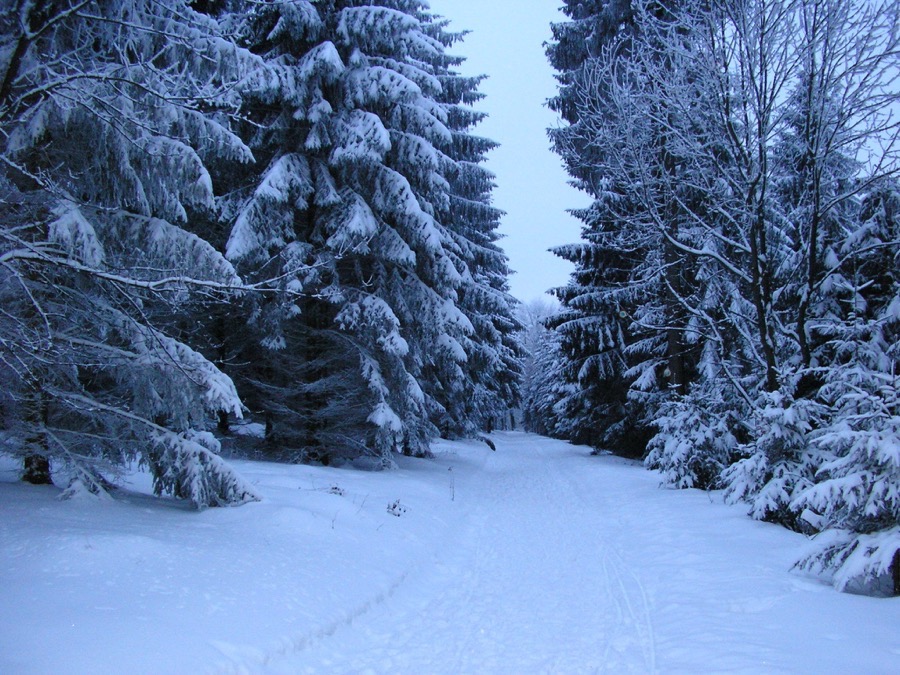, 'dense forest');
526,0,900,594
1,0,898,595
